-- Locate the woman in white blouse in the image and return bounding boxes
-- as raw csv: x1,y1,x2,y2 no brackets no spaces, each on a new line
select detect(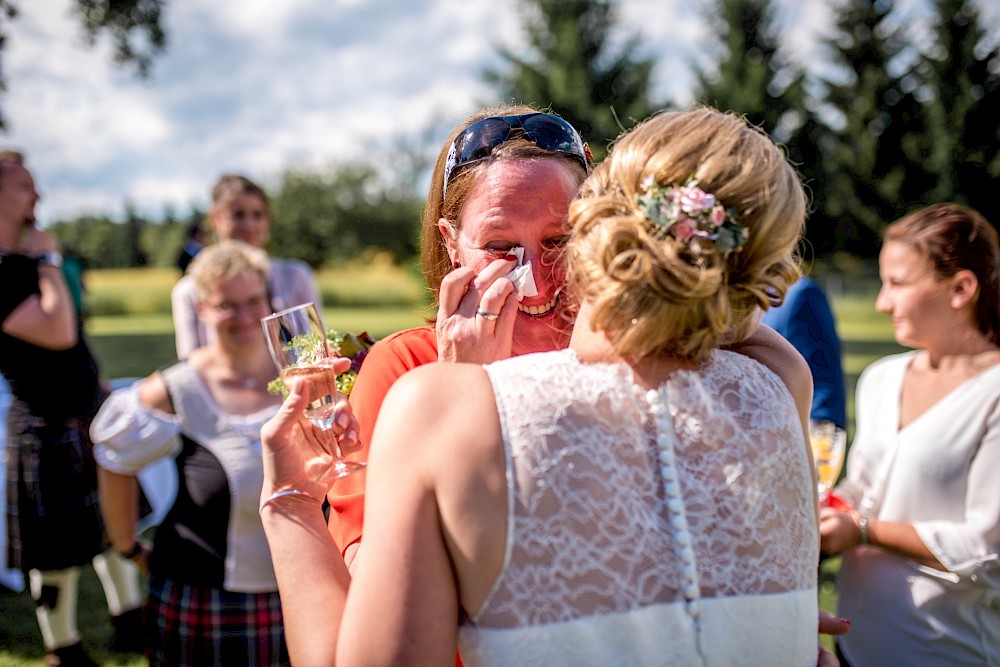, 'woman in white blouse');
820,203,1000,666
93,241,294,665
171,173,320,359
